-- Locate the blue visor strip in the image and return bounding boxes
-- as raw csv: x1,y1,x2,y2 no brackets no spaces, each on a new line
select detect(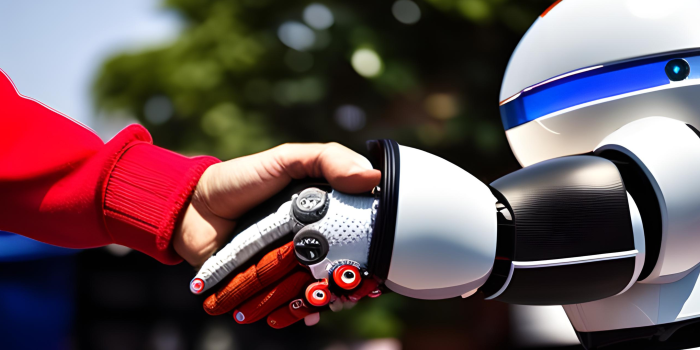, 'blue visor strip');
500,56,679,130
